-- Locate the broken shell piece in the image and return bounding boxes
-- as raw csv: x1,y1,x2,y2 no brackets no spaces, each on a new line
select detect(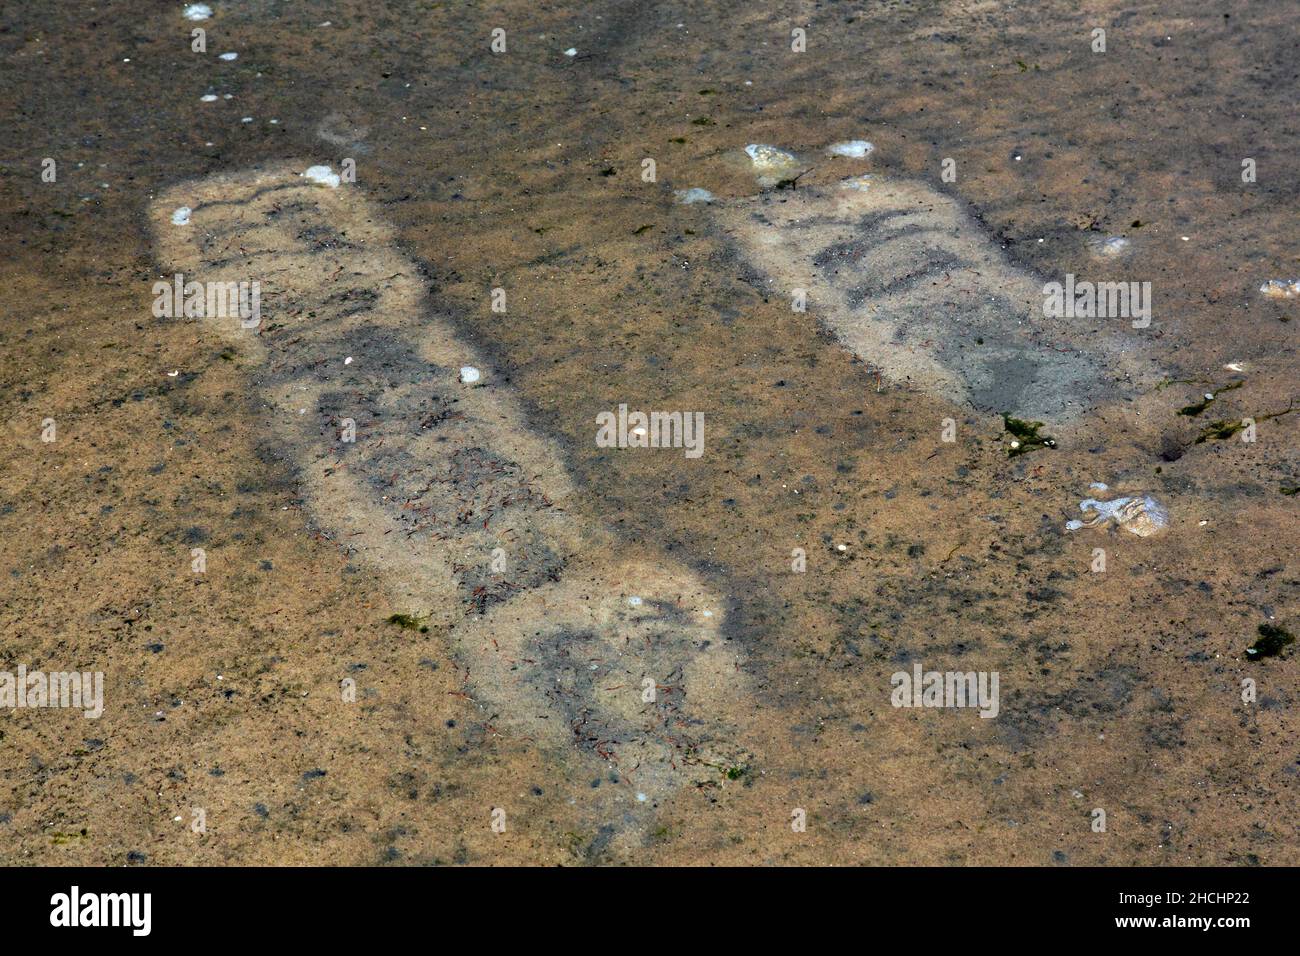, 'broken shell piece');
1066,494,1168,537
674,187,715,205
1259,279,1300,299
745,143,799,170
302,165,340,188
1089,235,1130,257
459,365,481,384
827,140,874,158
839,174,873,191
744,144,803,185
